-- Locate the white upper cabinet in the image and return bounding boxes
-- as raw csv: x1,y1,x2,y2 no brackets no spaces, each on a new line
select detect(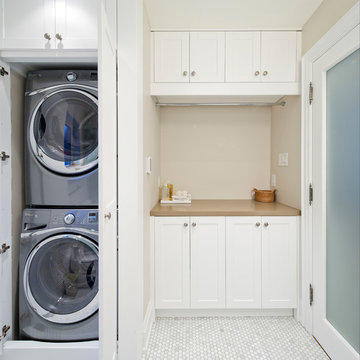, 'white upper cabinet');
189,32,225,83
154,32,190,82
226,217,262,308
261,216,298,308
0,0,97,50
225,32,261,82
190,217,226,308
261,32,297,82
